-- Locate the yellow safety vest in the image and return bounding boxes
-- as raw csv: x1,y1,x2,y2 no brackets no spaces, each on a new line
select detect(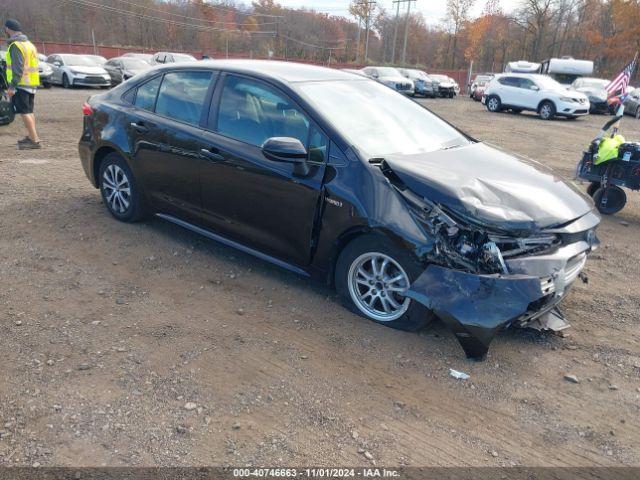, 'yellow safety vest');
5,40,40,88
